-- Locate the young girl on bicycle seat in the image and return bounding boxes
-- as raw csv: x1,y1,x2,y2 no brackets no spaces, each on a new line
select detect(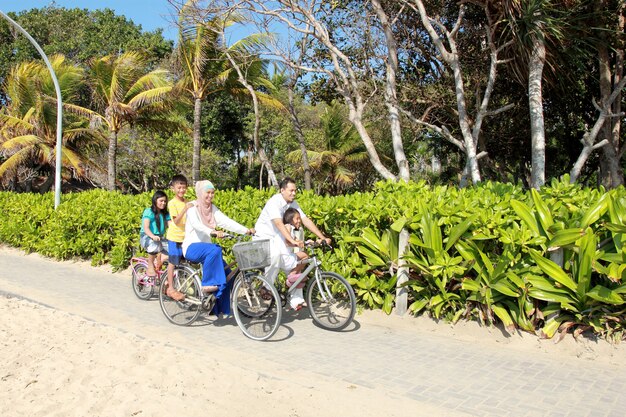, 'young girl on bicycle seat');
283,208,311,309
140,190,171,278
